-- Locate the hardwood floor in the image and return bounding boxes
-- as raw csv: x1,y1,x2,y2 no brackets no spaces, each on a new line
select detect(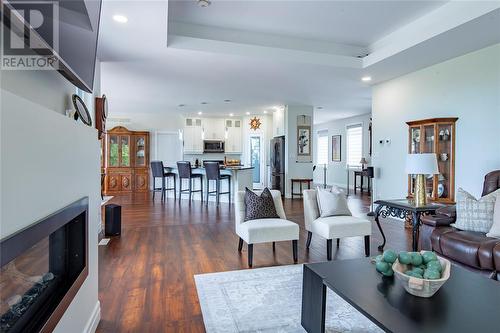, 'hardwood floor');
96,191,412,333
